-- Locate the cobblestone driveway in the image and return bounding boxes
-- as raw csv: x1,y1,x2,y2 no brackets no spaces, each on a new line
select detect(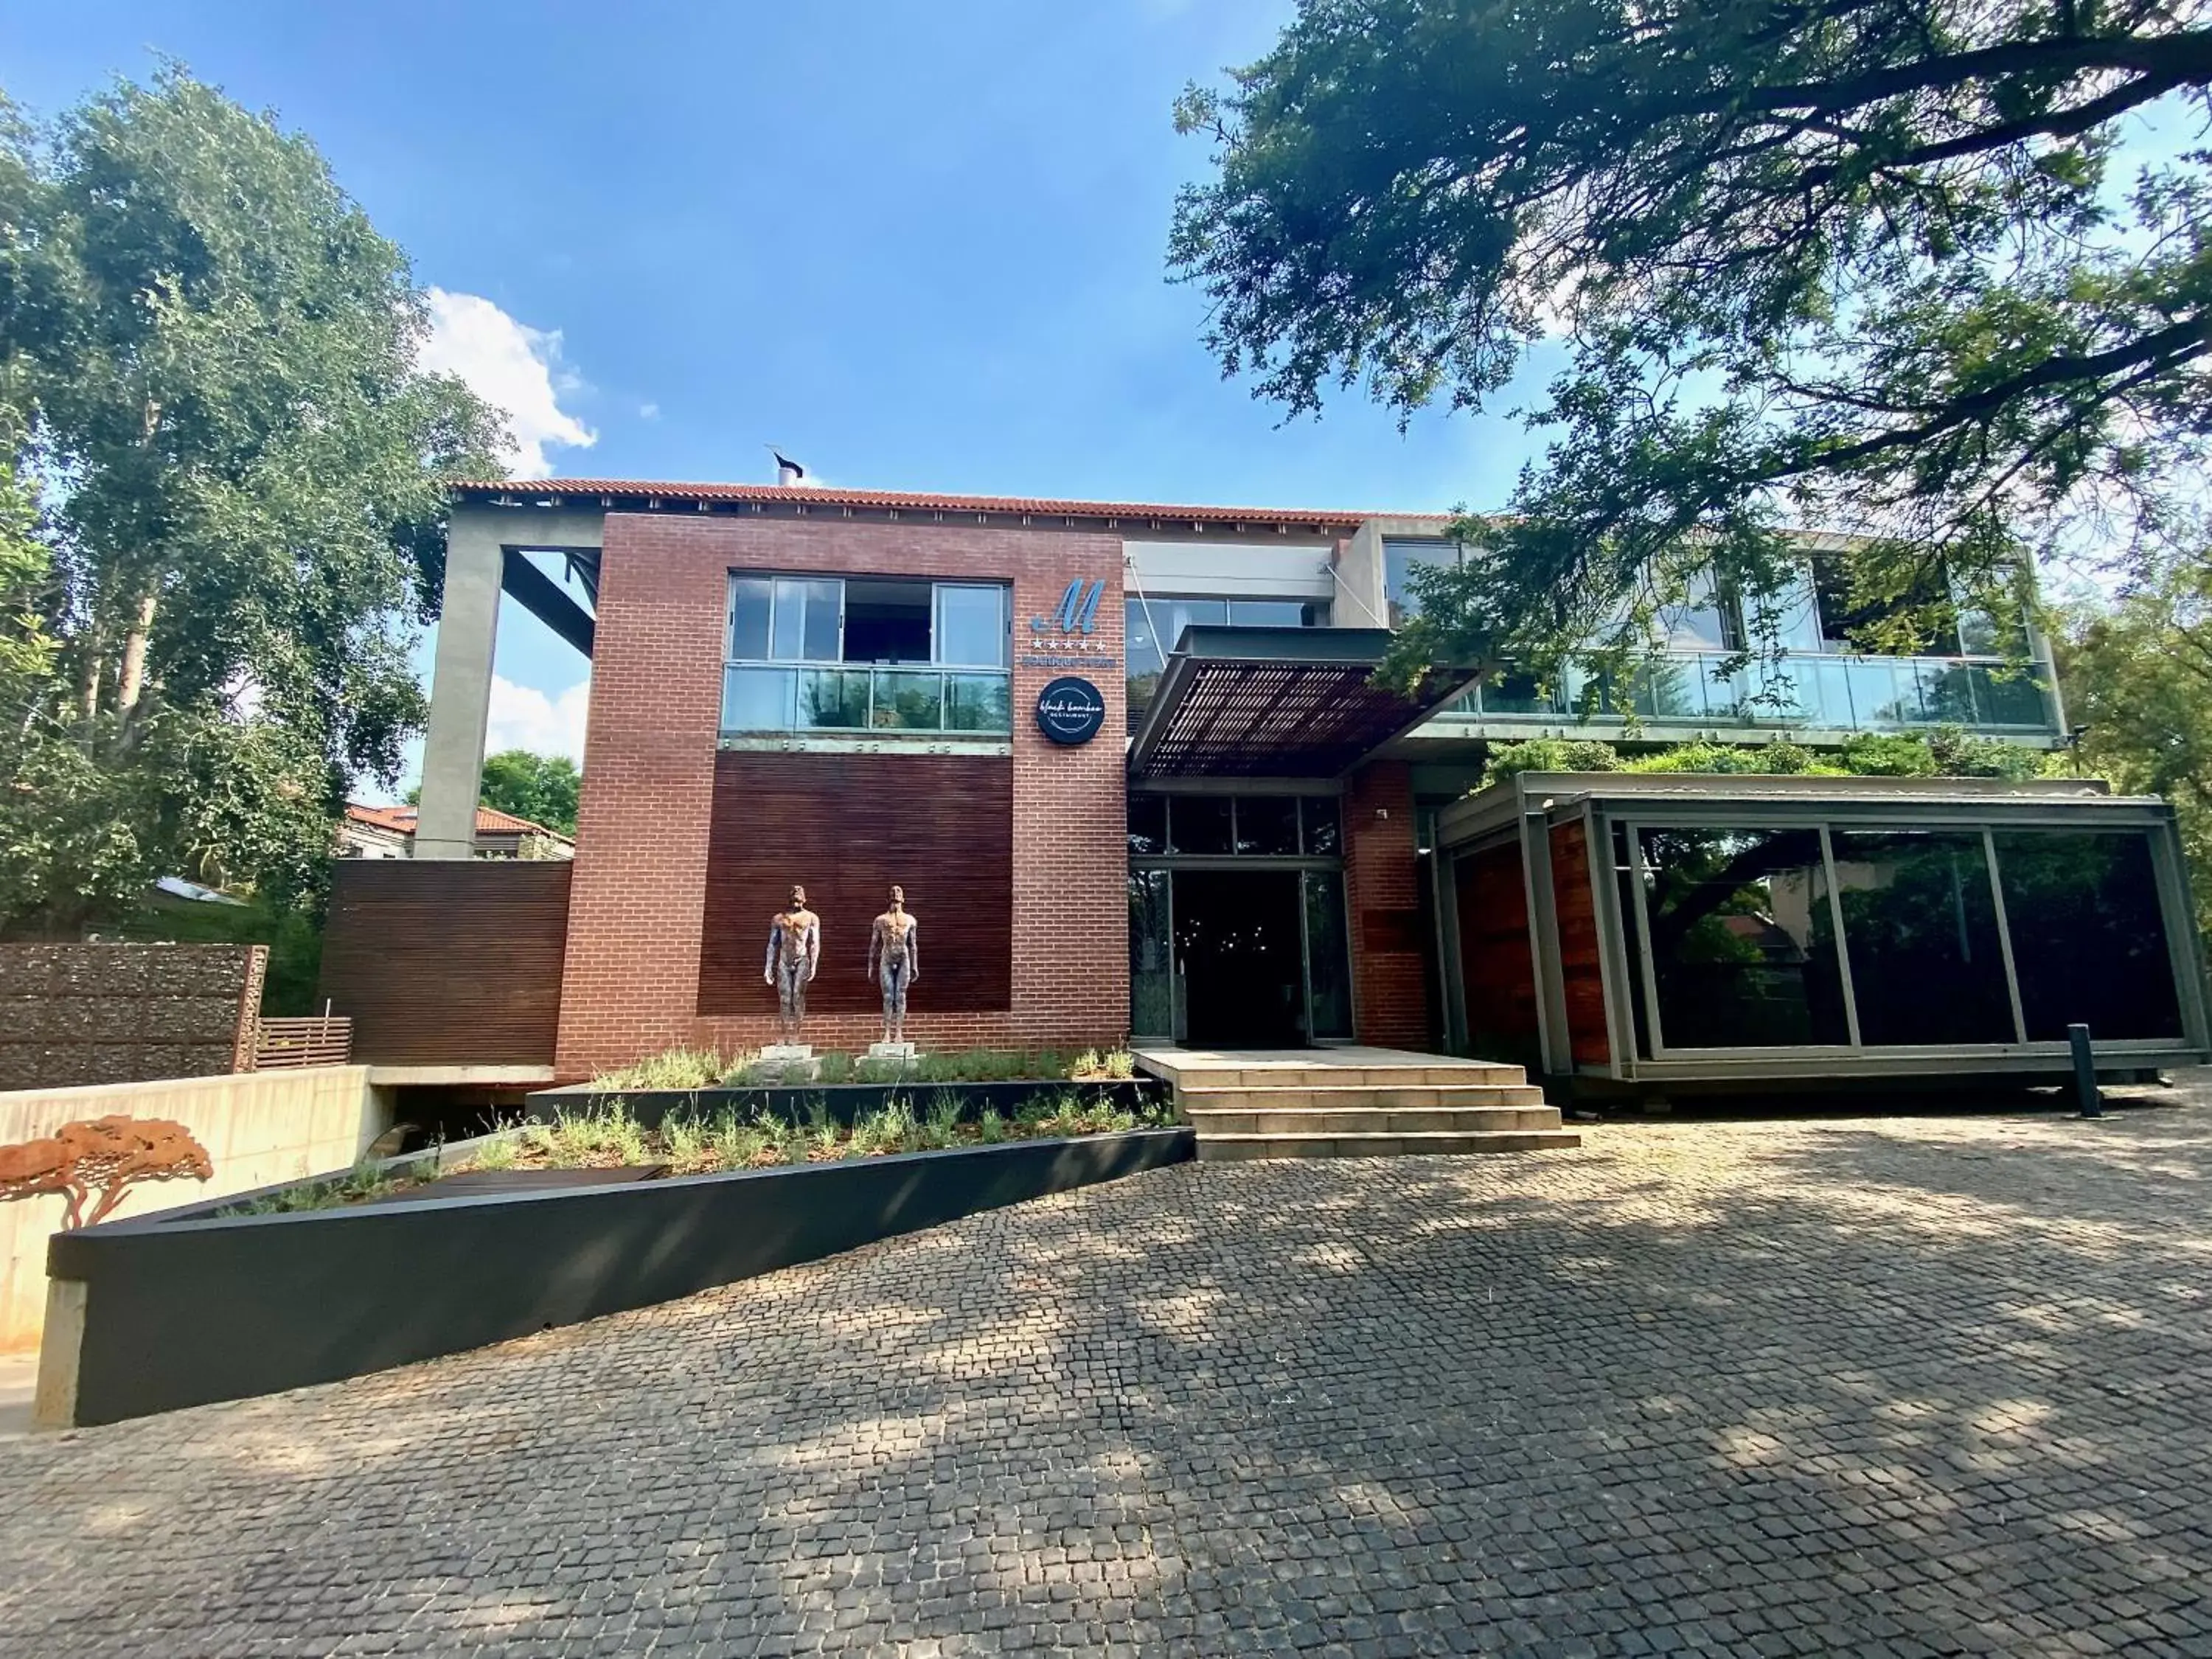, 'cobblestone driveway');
4,1093,2211,1658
